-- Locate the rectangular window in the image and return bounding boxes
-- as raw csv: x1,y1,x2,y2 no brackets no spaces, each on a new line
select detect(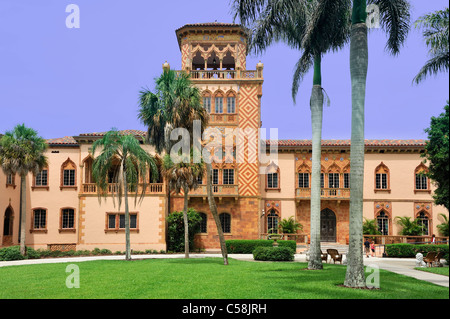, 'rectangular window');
344,173,350,189
415,174,428,190
223,169,234,185
108,214,116,229
63,169,75,186
267,173,279,188
215,97,223,113
376,173,388,189
6,173,14,185
203,97,211,113
298,173,309,188
62,208,75,229
197,175,203,185
227,97,236,113
34,209,46,229
328,173,340,188
35,170,48,186
212,169,219,185
320,173,324,188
